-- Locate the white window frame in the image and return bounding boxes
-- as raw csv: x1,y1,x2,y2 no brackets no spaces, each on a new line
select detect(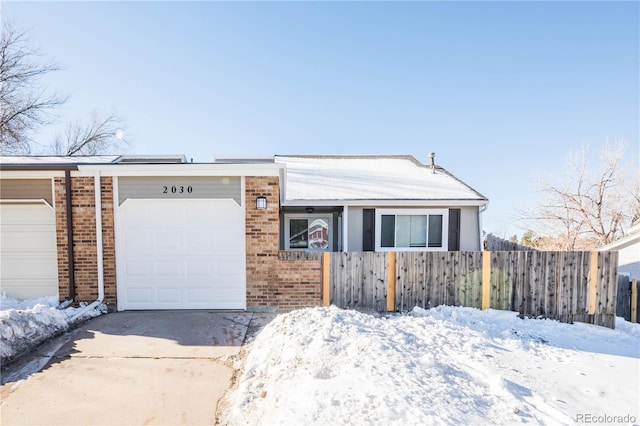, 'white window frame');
375,208,449,252
284,213,333,251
